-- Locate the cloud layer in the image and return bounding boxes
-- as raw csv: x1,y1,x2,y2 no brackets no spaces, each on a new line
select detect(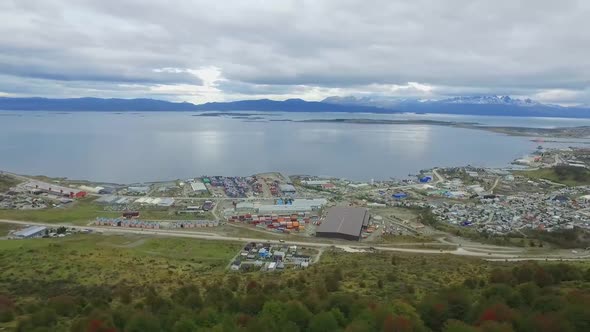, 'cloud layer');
1,0,589,104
